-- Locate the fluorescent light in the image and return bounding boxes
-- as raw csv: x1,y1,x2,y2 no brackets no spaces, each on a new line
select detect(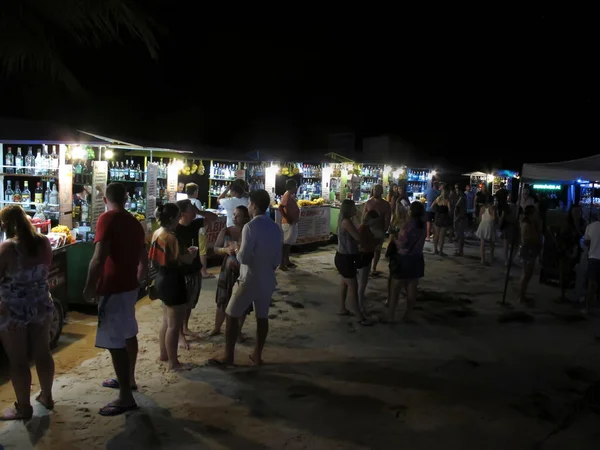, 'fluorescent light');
533,184,561,190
